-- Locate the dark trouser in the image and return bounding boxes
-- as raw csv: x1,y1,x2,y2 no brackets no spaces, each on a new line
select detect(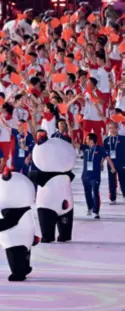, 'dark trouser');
108,168,125,201
38,208,73,243
5,246,31,277
83,178,100,215
14,159,29,176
